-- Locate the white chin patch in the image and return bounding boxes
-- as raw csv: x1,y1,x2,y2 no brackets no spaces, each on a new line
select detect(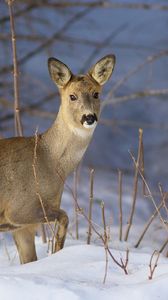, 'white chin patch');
83,121,97,129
